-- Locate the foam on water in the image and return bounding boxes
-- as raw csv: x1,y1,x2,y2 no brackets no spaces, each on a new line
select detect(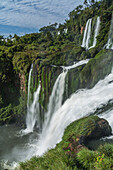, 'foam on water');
1,61,113,169
35,69,113,156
